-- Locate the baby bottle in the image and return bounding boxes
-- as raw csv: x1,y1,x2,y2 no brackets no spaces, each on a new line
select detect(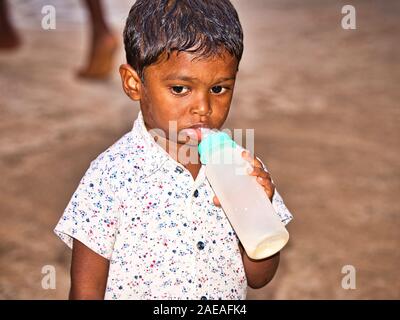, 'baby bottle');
198,129,289,260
